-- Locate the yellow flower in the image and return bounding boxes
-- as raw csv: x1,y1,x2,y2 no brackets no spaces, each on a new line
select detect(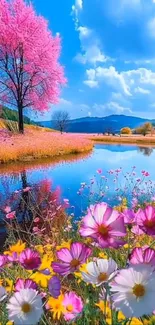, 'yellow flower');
124,243,132,249
30,254,55,288
74,263,88,280
96,300,105,313
98,252,108,259
96,301,142,325
4,240,26,255
129,319,143,325
6,322,13,325
40,254,54,271
56,240,71,251
47,294,65,320
0,279,3,286
31,272,51,288
34,245,44,254
5,278,14,292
